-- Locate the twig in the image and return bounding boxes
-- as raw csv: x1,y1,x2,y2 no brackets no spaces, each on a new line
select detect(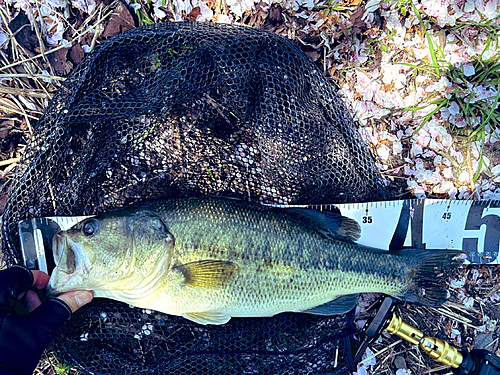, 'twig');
431,306,480,329
0,5,53,101
31,0,79,34
0,102,40,120
27,6,55,77
0,85,50,98
0,157,20,167
385,175,410,180
432,148,460,168
383,164,408,173
46,174,57,212
464,137,480,199
359,339,403,364
8,94,40,129
444,301,479,315
0,22,101,72
485,283,500,298
468,177,493,201
409,348,426,367
0,40,70,72
88,4,107,51
0,73,65,81
423,365,453,374
484,337,499,350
